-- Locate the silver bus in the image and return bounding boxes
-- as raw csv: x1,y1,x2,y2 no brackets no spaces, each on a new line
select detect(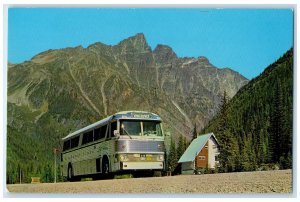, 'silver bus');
61,111,165,180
